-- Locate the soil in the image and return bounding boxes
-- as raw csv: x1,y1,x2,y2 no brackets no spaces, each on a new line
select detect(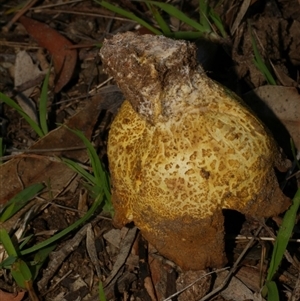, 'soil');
0,1,299,301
